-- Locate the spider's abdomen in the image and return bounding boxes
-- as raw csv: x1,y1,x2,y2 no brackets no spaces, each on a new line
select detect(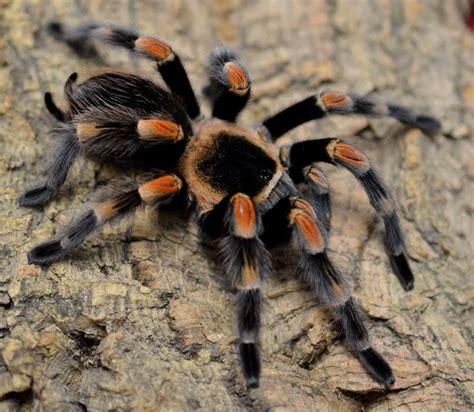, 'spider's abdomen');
65,71,192,164
181,119,282,212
